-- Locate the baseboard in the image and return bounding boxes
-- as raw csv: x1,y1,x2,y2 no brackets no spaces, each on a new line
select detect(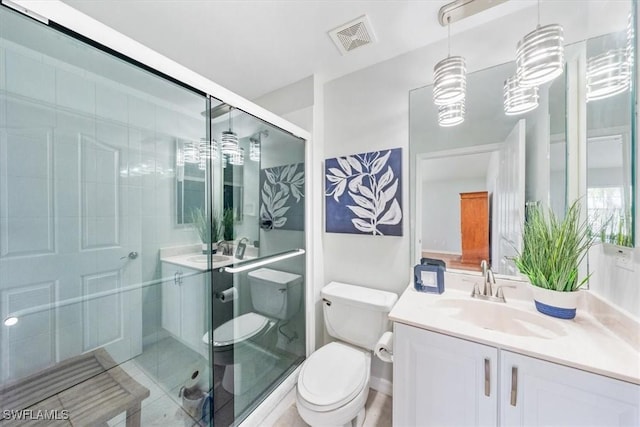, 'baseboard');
369,375,393,397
